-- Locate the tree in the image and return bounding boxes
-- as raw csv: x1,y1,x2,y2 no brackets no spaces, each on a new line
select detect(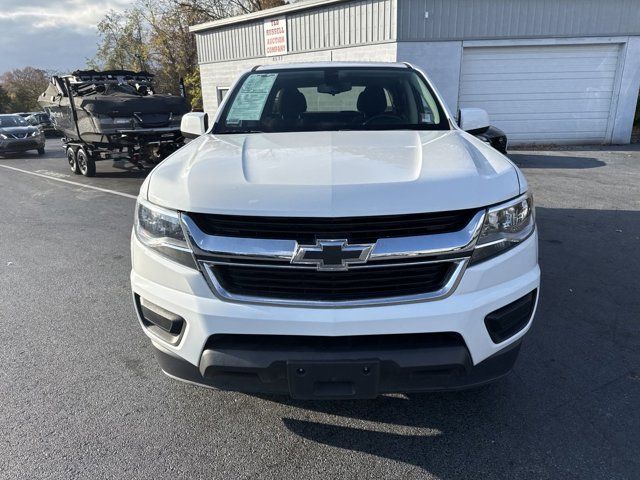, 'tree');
92,8,152,72
0,67,49,112
0,85,11,113
175,0,285,19
91,0,287,109
141,0,201,97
